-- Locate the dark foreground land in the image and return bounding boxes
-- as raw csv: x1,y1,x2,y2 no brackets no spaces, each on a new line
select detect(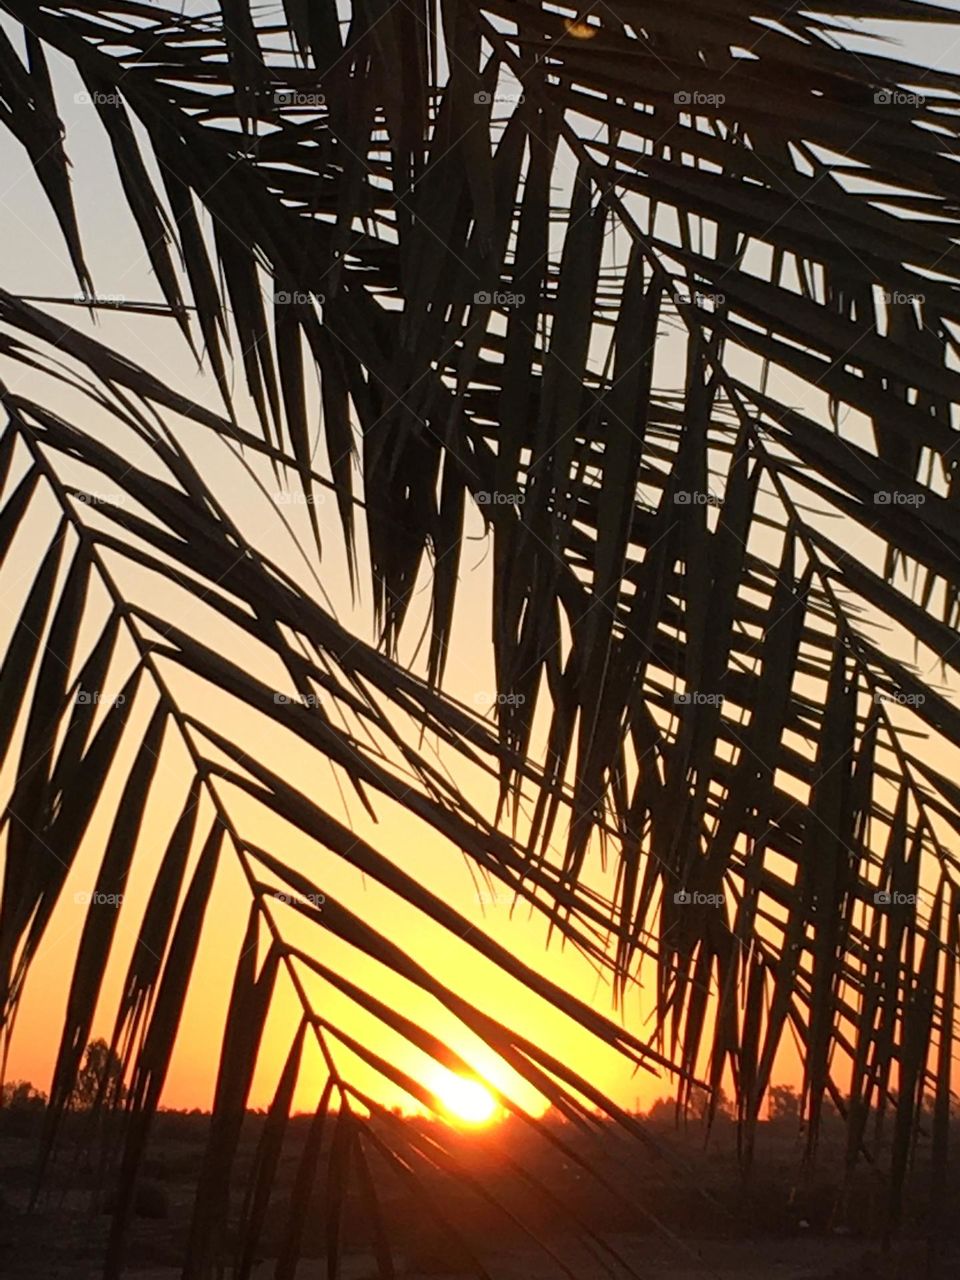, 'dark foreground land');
0,1108,956,1278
